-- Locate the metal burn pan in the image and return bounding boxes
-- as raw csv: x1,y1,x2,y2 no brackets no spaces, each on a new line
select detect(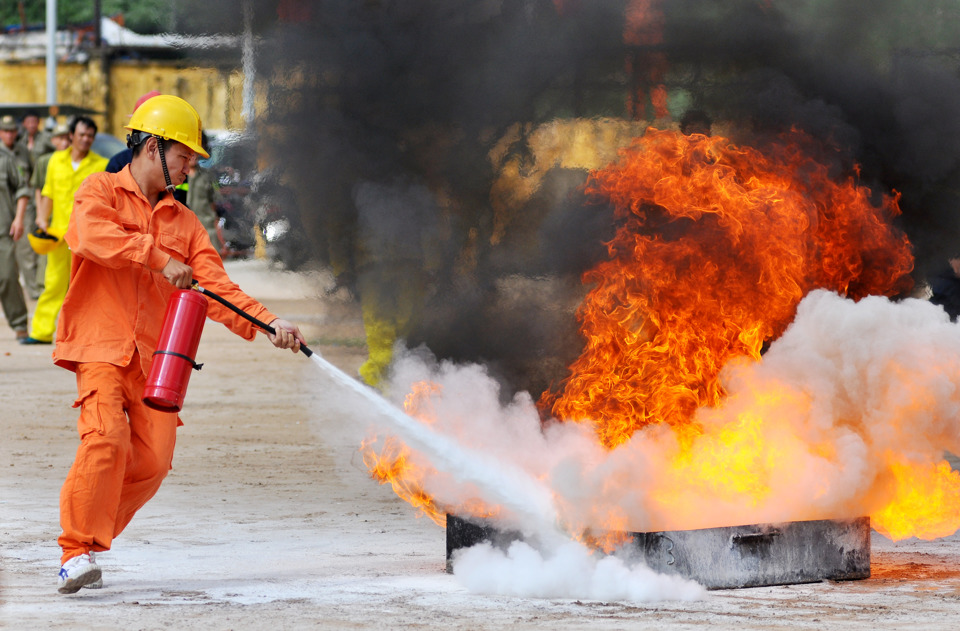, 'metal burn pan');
445,514,525,573
445,515,871,589
633,516,870,589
